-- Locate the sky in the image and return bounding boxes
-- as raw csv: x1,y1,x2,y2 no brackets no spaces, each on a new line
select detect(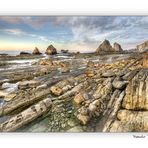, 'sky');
0,16,148,53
